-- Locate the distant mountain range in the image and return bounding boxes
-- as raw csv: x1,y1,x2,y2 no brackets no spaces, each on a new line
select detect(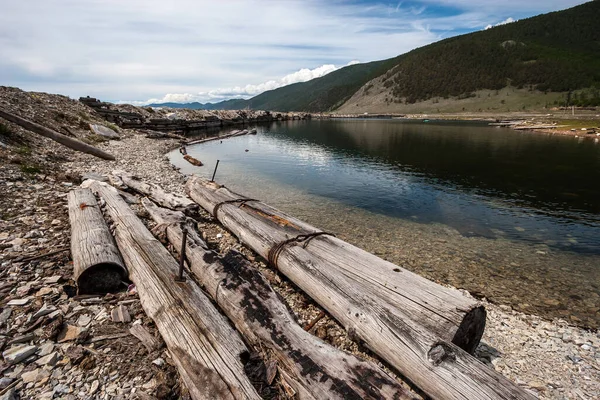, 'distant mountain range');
149,1,600,113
